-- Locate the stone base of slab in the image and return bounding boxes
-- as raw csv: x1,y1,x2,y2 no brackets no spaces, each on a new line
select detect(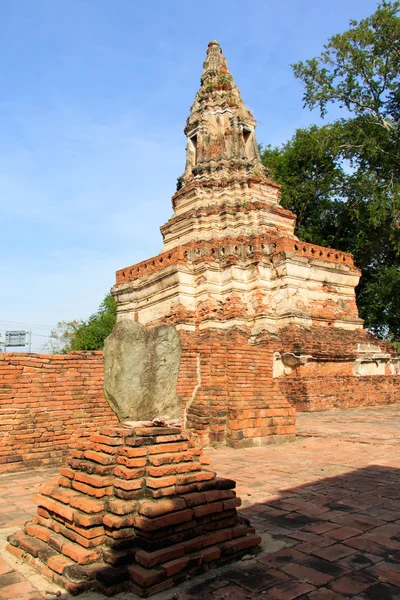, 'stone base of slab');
8,425,260,597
